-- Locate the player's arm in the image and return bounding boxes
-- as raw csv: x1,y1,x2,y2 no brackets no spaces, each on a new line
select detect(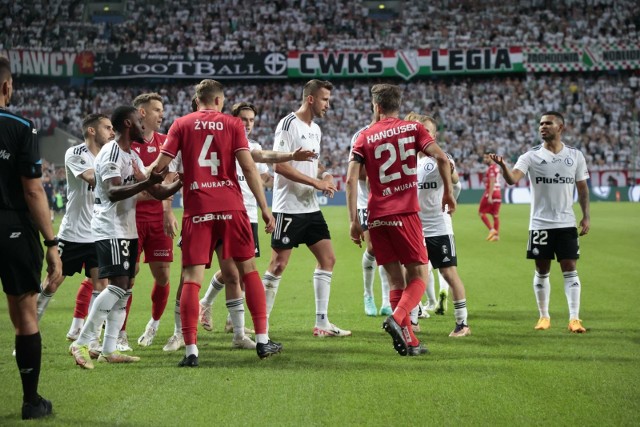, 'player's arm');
273,161,336,195
424,143,456,214
237,149,275,233
576,179,590,236
261,172,274,189
103,169,165,202
162,171,179,238
252,147,316,163
78,169,96,188
488,154,524,185
346,156,364,247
